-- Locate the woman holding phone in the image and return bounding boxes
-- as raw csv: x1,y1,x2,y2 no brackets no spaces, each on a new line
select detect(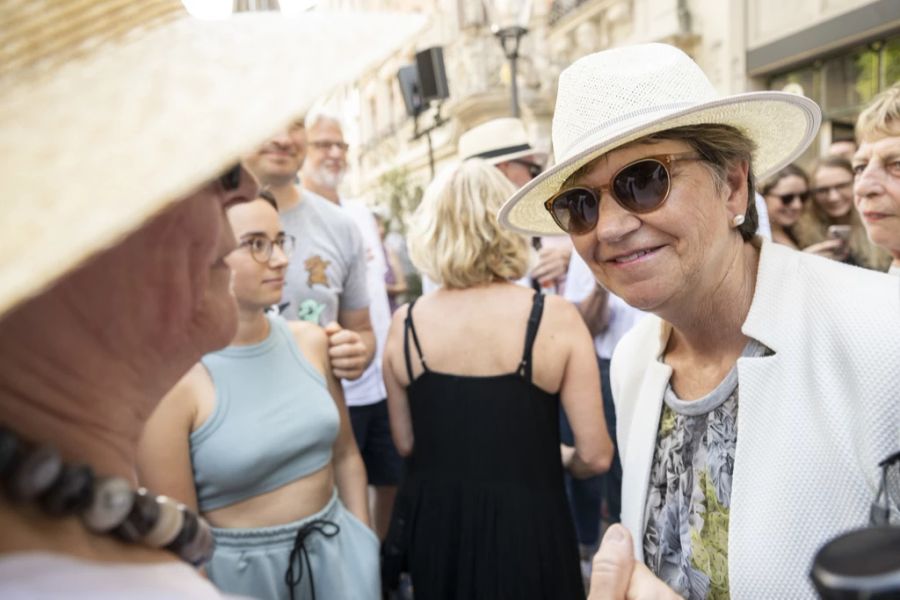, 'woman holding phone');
793,155,891,270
